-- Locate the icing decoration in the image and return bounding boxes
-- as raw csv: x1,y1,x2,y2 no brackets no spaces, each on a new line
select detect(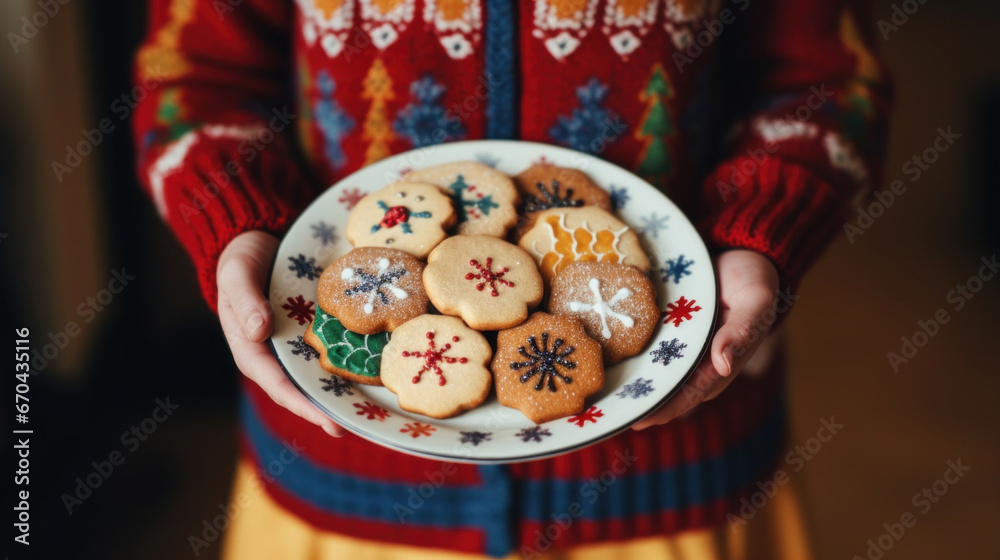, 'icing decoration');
370,200,432,234
354,400,391,421
282,295,317,326
567,405,604,426
400,422,437,438
448,175,499,222
511,332,576,392
662,296,701,327
568,277,634,339
650,338,687,365
522,180,583,213
312,311,389,377
342,258,409,314
401,331,469,385
465,257,514,297
538,213,629,280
